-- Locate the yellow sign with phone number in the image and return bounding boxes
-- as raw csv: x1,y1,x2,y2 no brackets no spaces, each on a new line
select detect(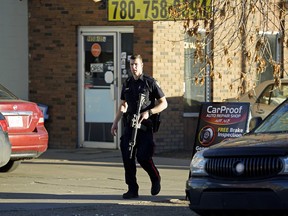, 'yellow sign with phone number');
108,0,211,21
